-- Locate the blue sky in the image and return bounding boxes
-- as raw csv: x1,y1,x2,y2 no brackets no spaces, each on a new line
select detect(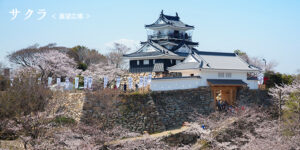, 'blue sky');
0,0,299,74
